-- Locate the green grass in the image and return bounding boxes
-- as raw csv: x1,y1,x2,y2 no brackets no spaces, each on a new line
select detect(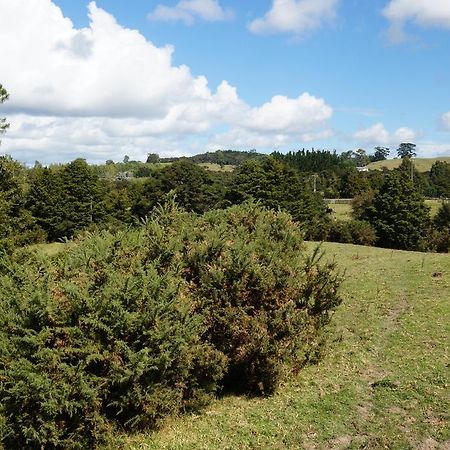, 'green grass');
367,157,450,172
329,202,353,220
426,199,444,217
197,163,236,172
29,242,66,256
328,199,443,220
106,242,450,450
